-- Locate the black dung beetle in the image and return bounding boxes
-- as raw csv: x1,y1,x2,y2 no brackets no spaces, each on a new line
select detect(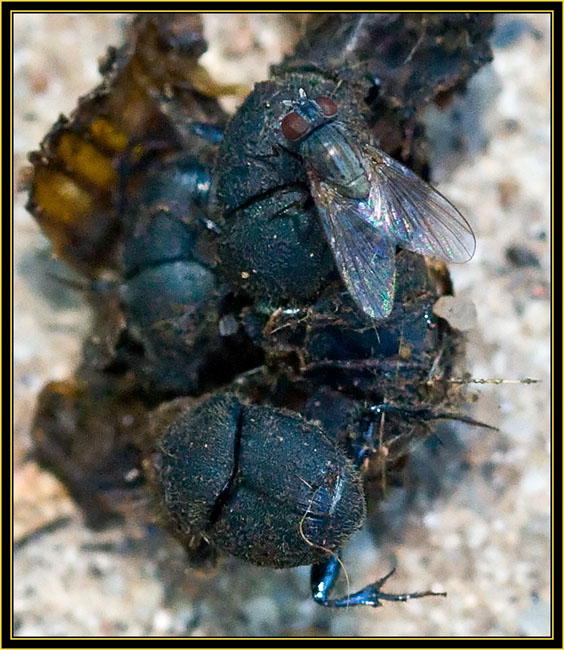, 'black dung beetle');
25,13,496,615
215,78,345,302
154,243,461,607
119,155,221,394
158,394,366,569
